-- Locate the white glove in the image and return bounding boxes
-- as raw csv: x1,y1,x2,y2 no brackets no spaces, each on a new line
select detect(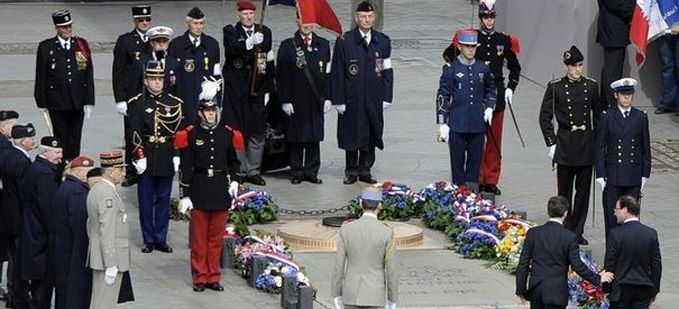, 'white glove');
548,145,556,160
179,197,193,214
596,177,606,190
133,158,147,175
246,32,264,50
115,101,128,116
335,104,346,115
641,177,648,190
264,93,270,107
84,105,94,120
484,107,493,126
228,181,239,198
383,101,392,110
333,296,344,309
104,266,118,286
438,124,450,143
504,88,514,105
172,156,180,172
282,103,294,116
323,100,333,113
386,301,397,309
